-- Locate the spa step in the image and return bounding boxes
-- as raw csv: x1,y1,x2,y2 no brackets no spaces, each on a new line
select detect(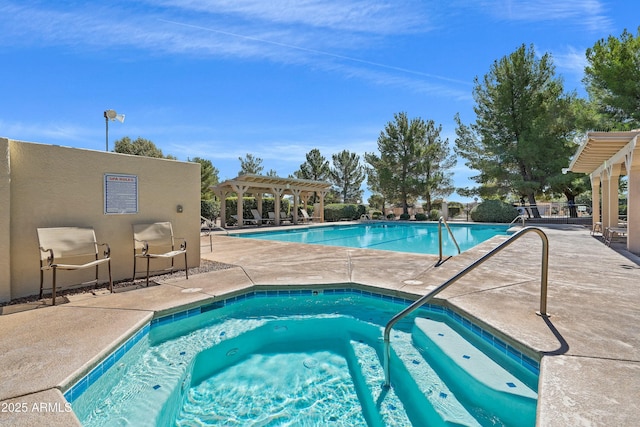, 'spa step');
389,334,482,427
347,339,412,427
348,334,481,427
411,317,537,424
